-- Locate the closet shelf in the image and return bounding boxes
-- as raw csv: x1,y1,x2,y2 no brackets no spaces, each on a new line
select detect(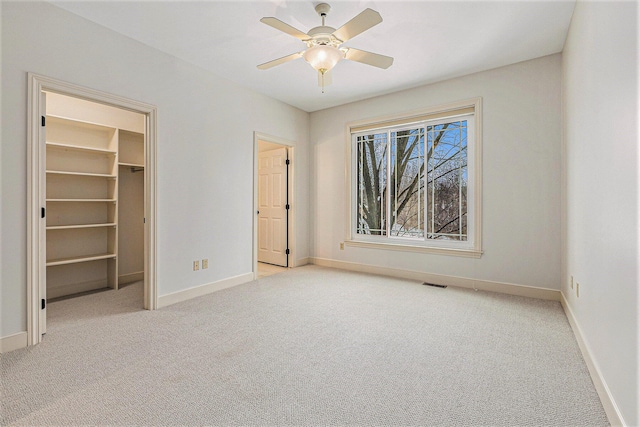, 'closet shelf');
44,96,145,298
47,223,116,230
46,198,116,203
46,170,117,178
46,253,116,267
47,114,115,132
46,142,116,155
